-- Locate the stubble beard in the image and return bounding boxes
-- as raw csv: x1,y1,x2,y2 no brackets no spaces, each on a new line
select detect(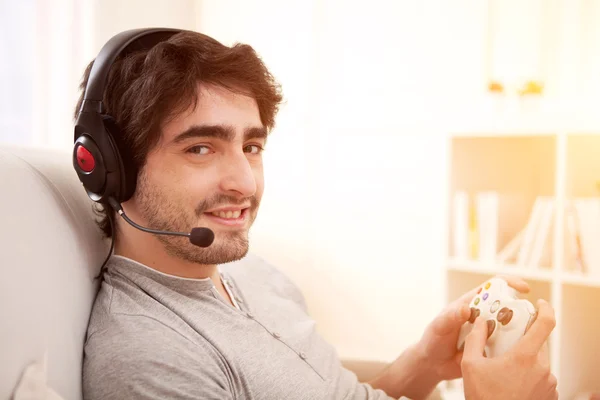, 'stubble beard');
135,173,258,265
